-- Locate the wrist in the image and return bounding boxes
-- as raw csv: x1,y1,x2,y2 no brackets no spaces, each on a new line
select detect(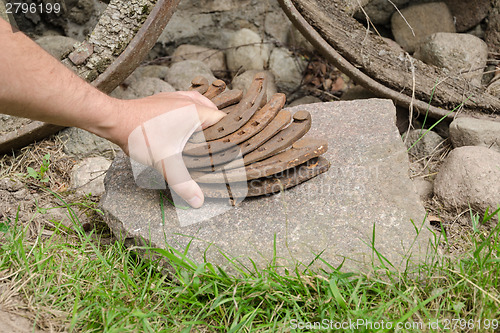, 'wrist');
80,93,127,148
